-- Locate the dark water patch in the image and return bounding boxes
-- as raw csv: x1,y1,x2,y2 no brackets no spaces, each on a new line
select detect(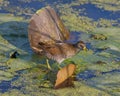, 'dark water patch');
86,42,92,50
73,3,120,21
0,70,25,93
0,75,19,93
8,0,44,9
76,70,97,80
77,69,120,81
45,0,73,4
0,10,10,14
0,81,12,93
0,66,10,71
0,80,21,93
3,34,27,38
